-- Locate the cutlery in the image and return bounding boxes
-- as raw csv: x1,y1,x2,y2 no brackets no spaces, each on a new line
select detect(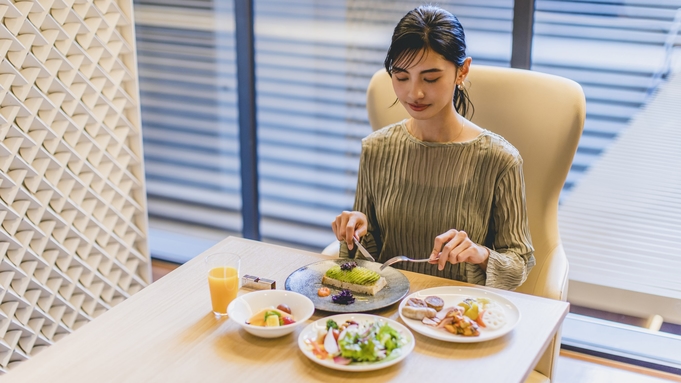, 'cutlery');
380,255,436,271
352,235,376,262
